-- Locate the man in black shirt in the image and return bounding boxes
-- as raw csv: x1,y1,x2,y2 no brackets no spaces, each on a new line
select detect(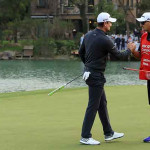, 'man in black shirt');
79,12,132,145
